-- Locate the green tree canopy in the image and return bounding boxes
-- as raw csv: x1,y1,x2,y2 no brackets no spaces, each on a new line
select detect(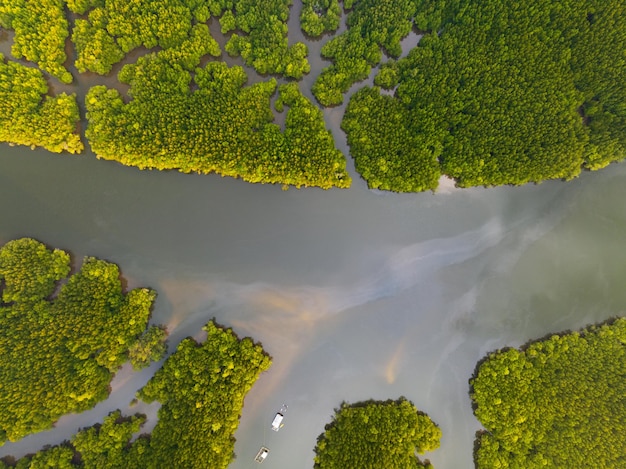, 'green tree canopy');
343,0,626,191
0,238,161,444
471,318,626,468
85,53,349,189
300,0,341,38
0,54,83,154
221,0,311,79
0,0,72,83
71,0,219,75
312,0,417,106
314,398,441,469
2,321,271,469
